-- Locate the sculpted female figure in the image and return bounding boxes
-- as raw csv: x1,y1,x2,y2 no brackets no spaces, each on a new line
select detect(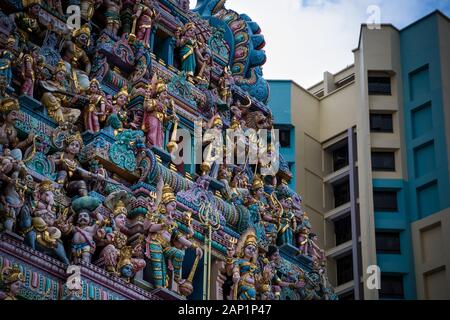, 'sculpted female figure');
131,0,159,48
232,229,259,300
176,22,205,77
